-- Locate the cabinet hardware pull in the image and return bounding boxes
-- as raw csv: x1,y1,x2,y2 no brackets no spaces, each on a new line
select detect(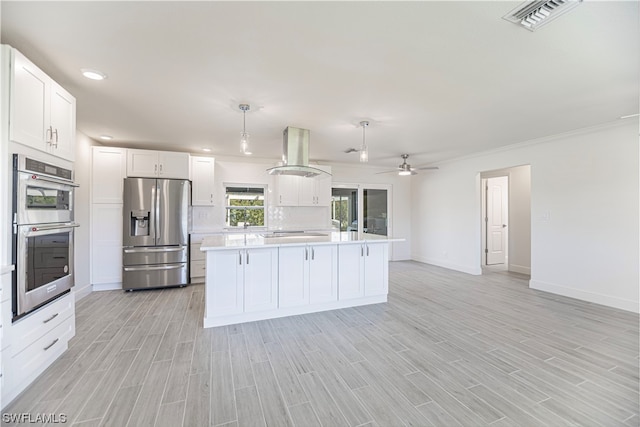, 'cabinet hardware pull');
246,252,249,264
52,129,59,147
154,164,158,173
43,313,59,323
46,126,53,144
305,248,308,261
361,245,364,257
160,164,163,173
239,251,242,265
44,338,59,351
366,245,369,256
311,247,315,260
